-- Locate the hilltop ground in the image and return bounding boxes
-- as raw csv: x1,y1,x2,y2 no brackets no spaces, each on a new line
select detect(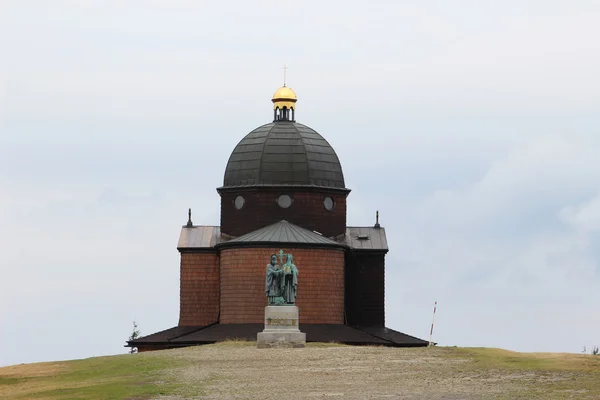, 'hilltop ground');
1,342,599,399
